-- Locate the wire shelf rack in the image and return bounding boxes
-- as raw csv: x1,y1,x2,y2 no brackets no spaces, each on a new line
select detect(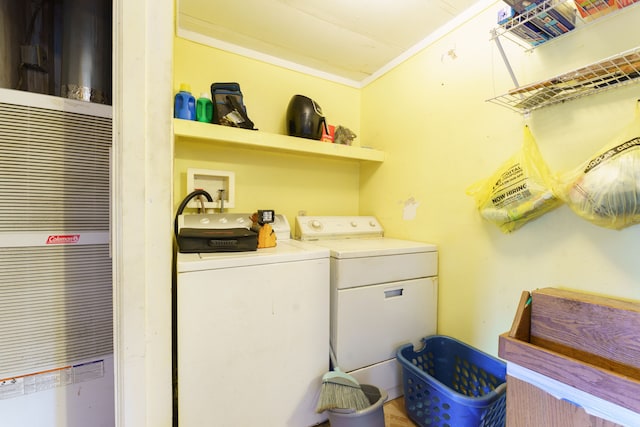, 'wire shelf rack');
493,0,639,49
486,46,640,113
